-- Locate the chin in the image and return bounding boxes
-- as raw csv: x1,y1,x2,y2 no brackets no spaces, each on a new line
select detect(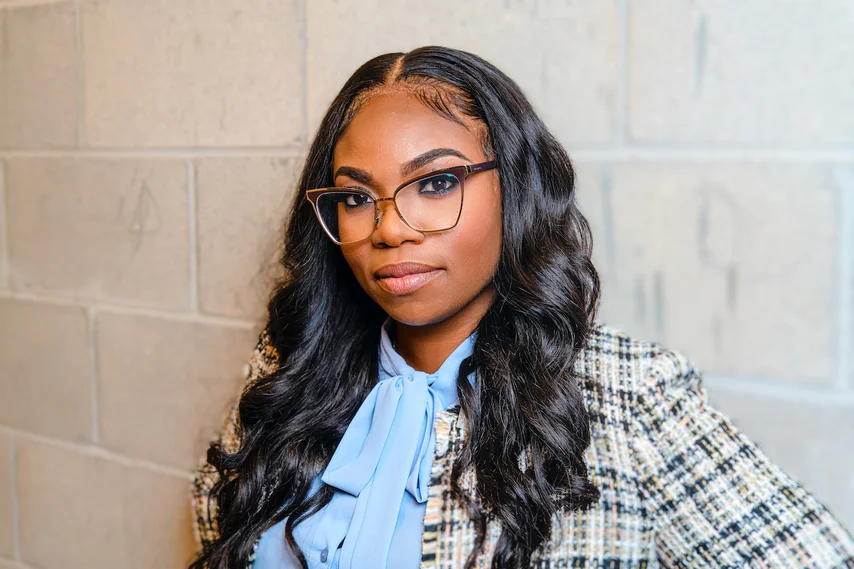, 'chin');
377,300,450,328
